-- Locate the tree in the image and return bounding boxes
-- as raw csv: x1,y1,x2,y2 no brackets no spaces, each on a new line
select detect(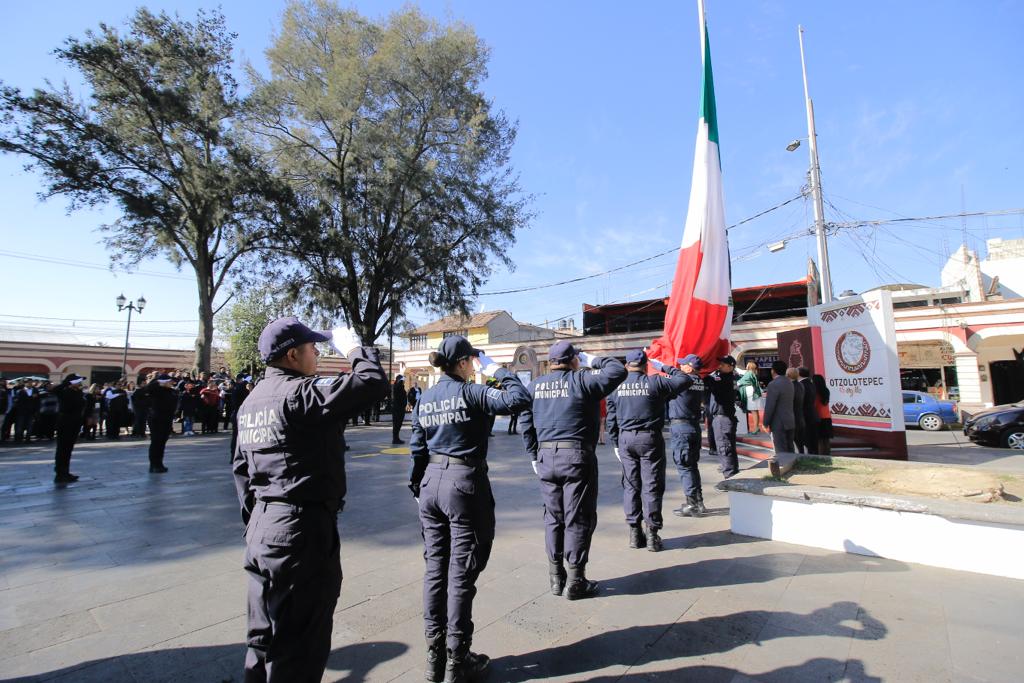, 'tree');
0,9,283,370
217,290,279,376
247,0,531,344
